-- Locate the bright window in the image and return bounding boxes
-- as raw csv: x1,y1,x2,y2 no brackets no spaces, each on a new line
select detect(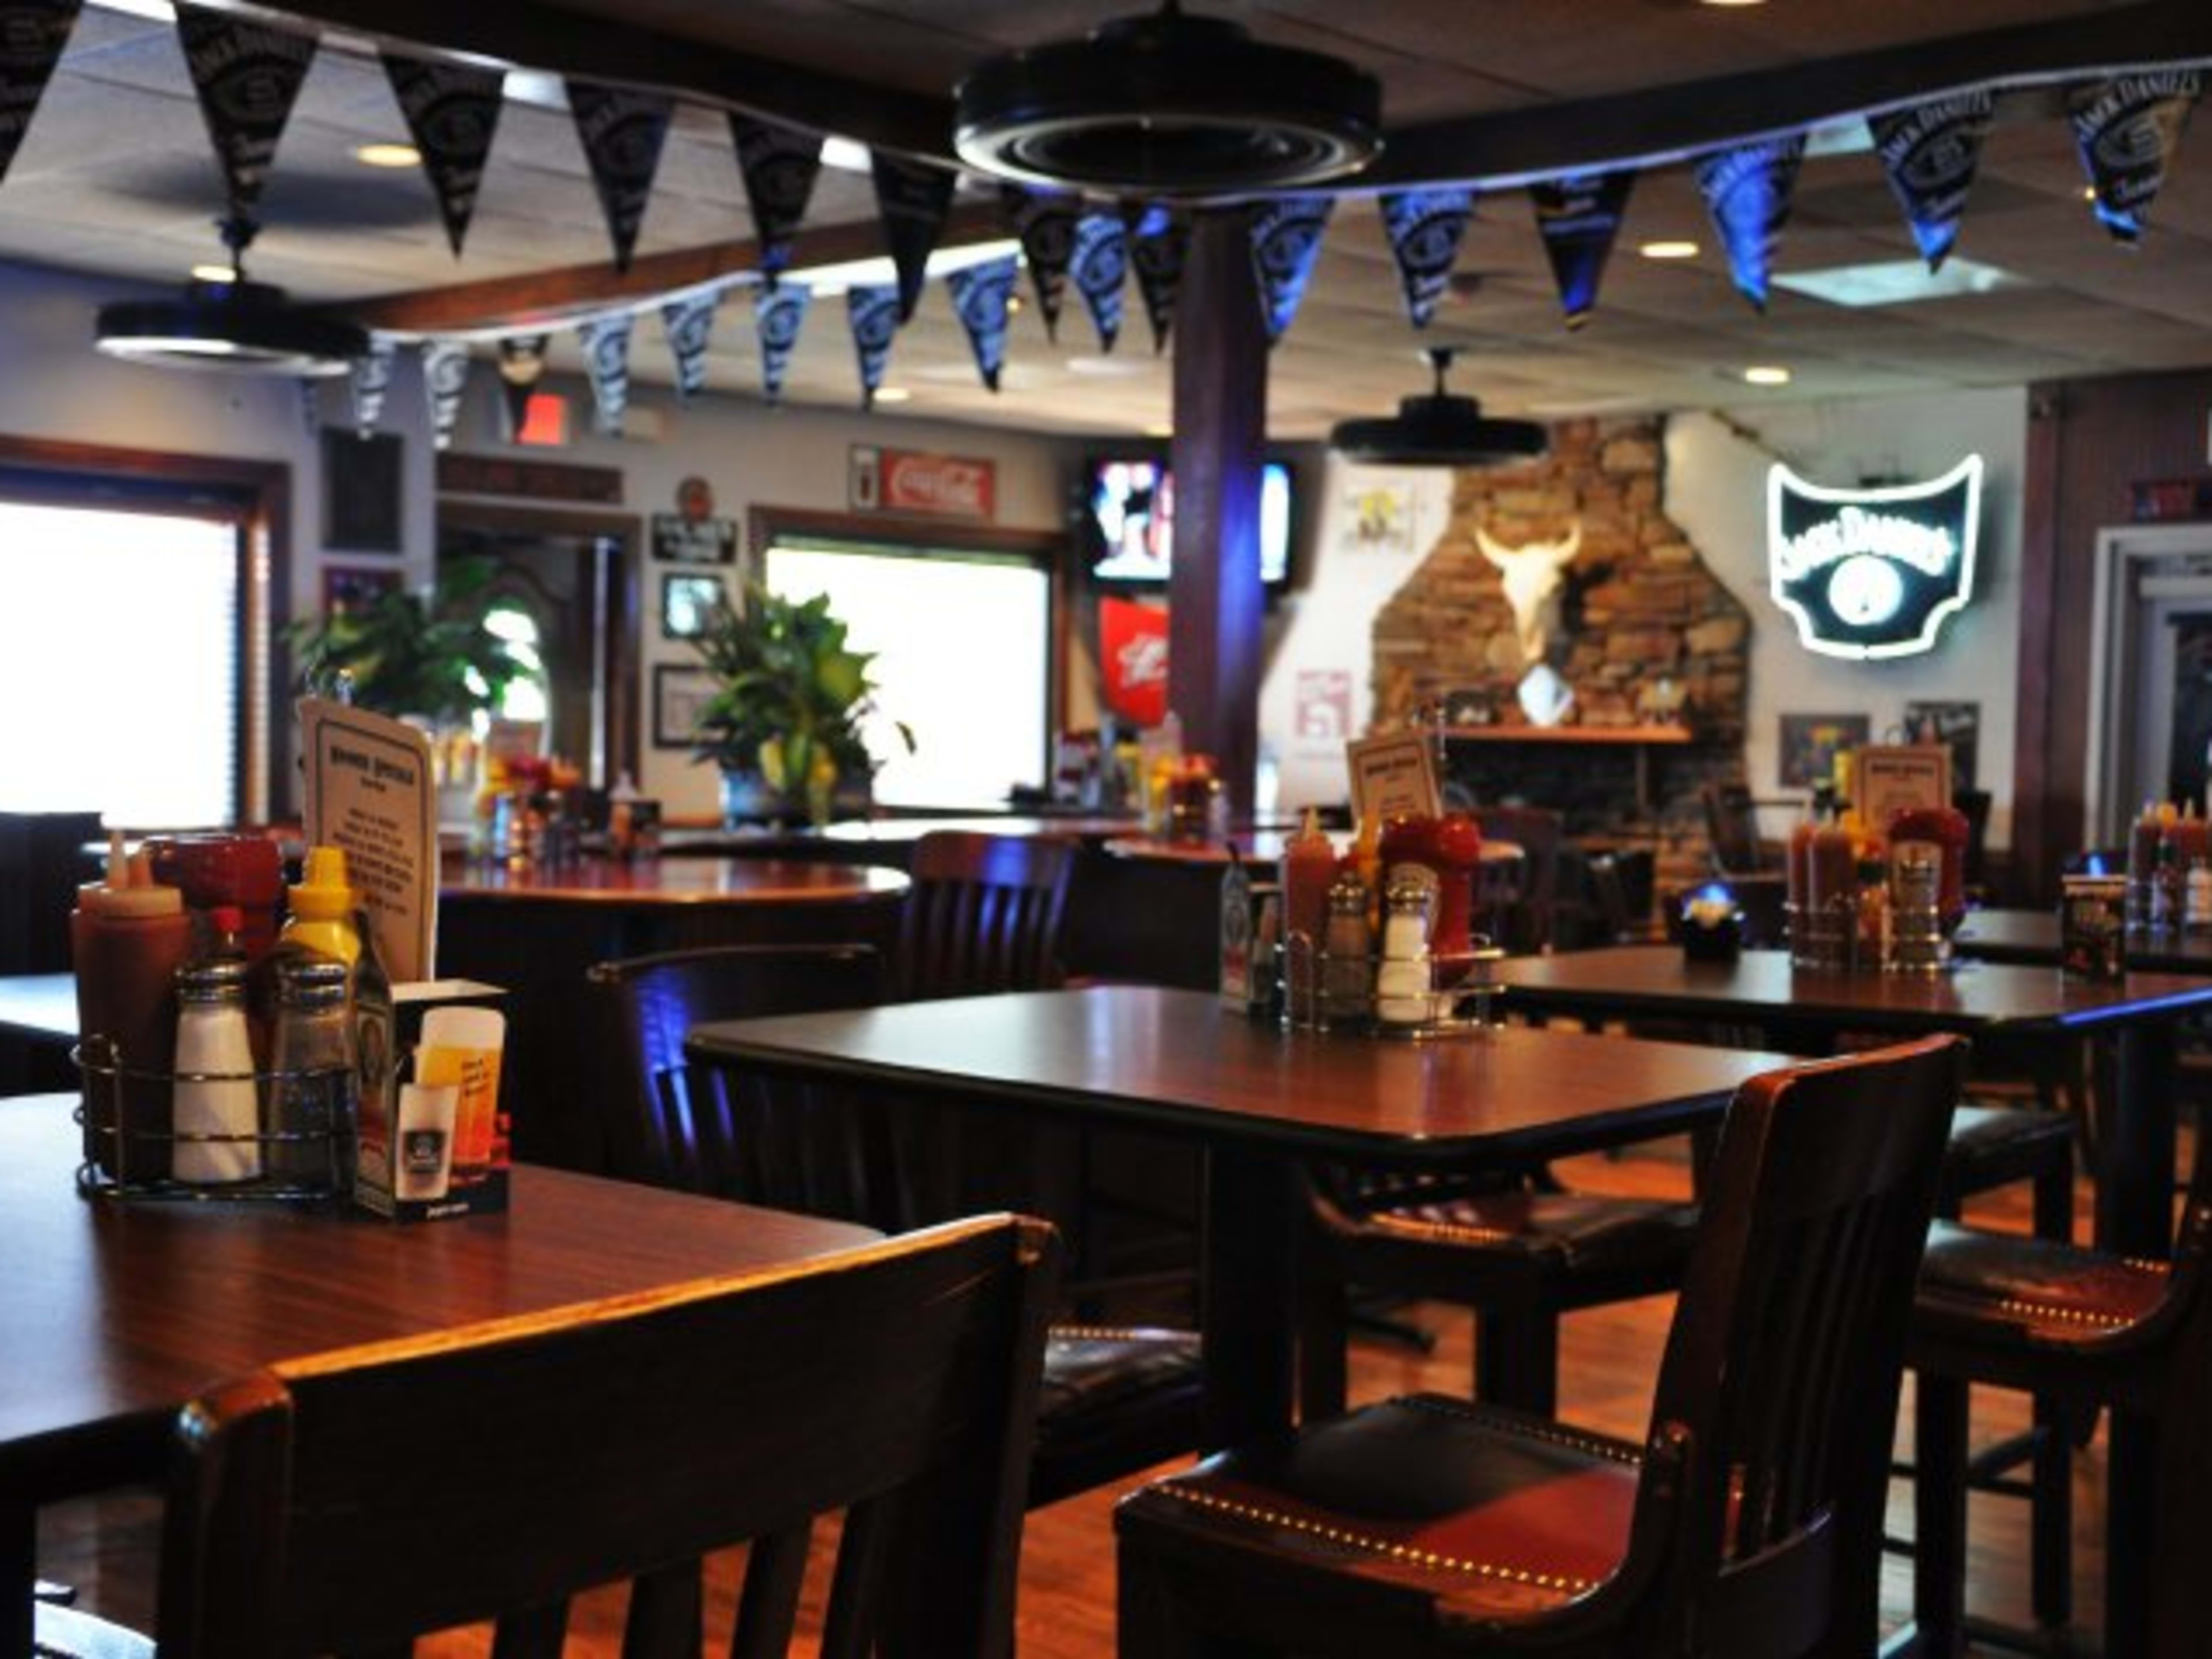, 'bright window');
0,502,241,826
763,540,1051,810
